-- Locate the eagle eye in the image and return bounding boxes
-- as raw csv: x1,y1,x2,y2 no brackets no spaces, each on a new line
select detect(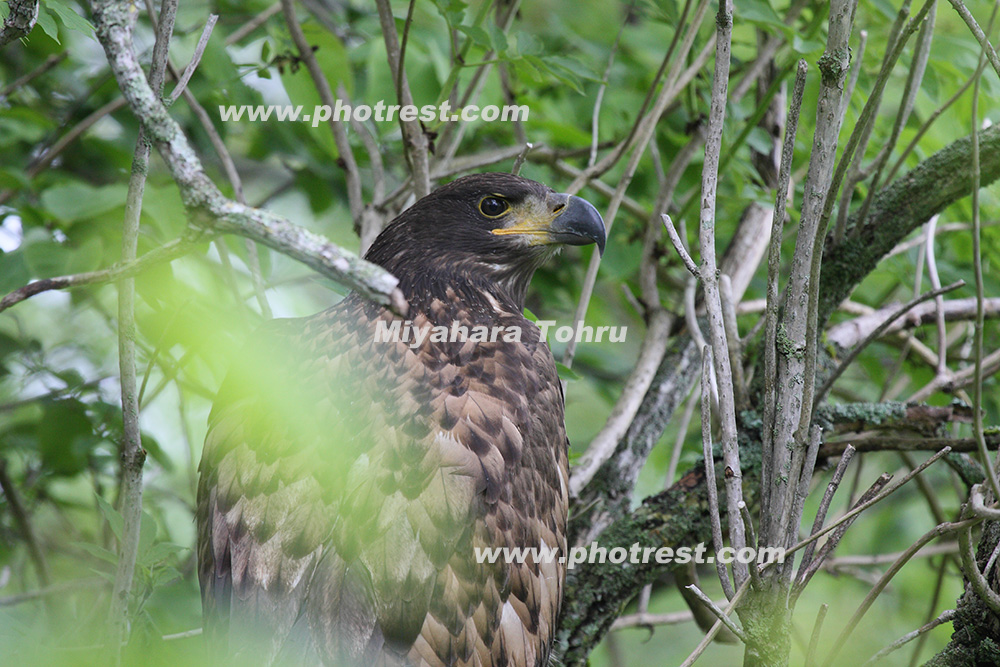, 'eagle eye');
479,196,510,218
